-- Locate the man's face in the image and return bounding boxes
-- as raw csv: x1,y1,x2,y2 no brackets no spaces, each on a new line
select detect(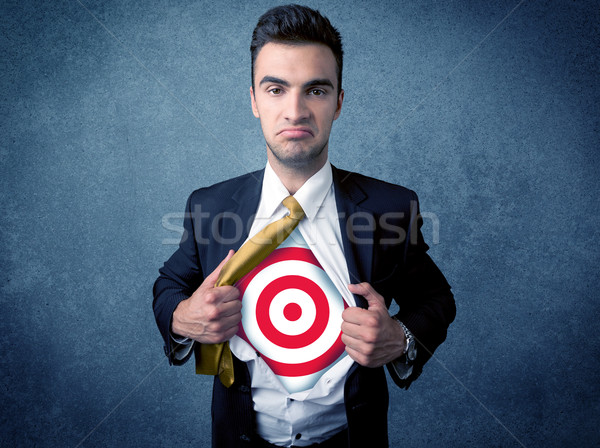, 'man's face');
250,42,344,171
